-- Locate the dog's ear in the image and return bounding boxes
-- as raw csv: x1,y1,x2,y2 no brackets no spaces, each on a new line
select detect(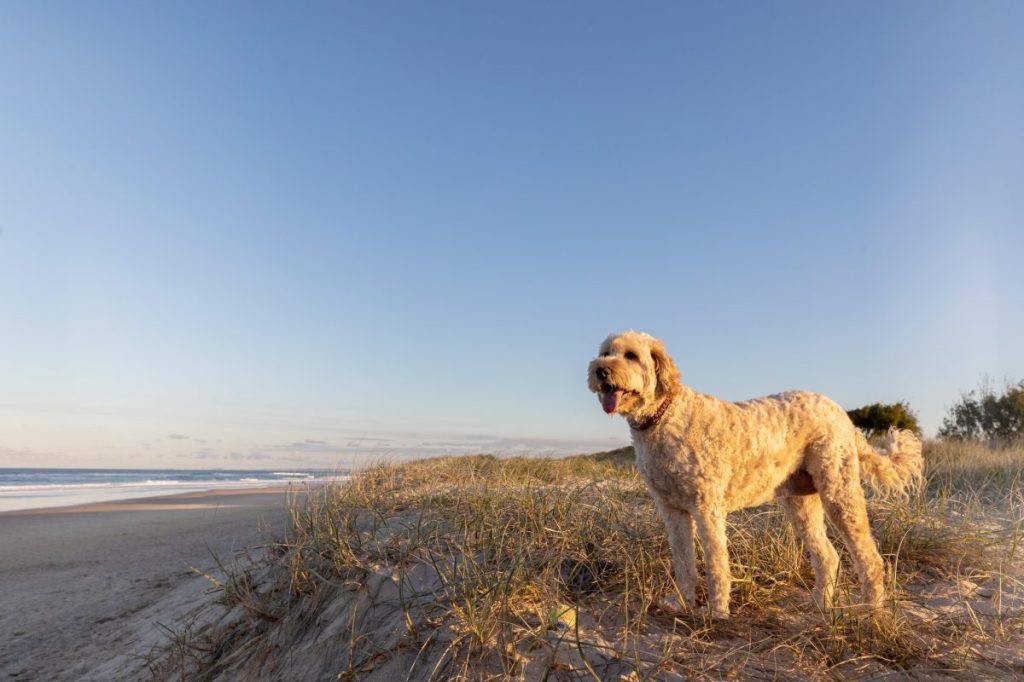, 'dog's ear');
650,339,680,395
